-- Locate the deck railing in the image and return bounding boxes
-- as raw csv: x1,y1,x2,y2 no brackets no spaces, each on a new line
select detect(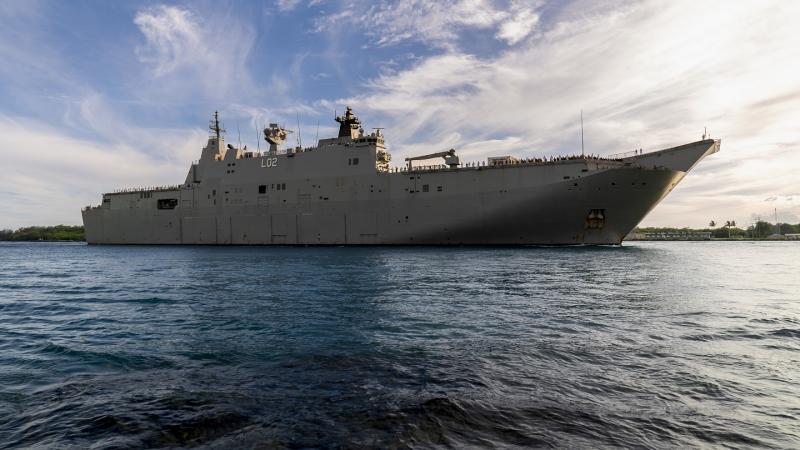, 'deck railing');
109,185,183,195
606,149,646,159
388,154,628,173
